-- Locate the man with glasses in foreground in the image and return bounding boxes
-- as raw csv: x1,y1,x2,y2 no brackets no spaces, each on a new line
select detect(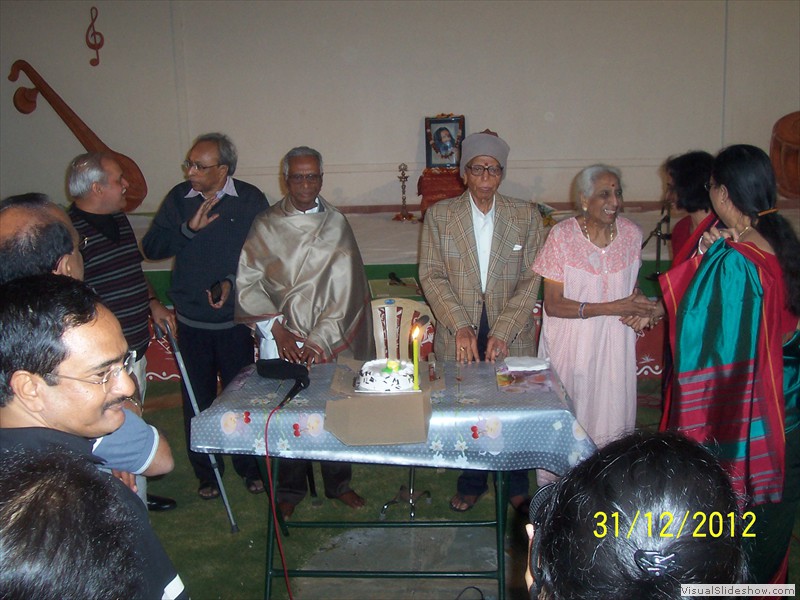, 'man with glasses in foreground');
235,146,372,519
419,130,546,514
0,193,174,507
143,133,269,499
0,274,186,599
